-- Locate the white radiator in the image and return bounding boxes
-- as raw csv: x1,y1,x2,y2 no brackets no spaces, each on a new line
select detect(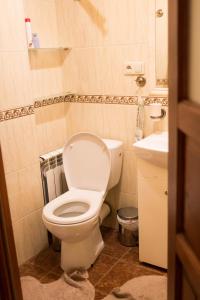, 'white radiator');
40,148,68,251
40,148,68,205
